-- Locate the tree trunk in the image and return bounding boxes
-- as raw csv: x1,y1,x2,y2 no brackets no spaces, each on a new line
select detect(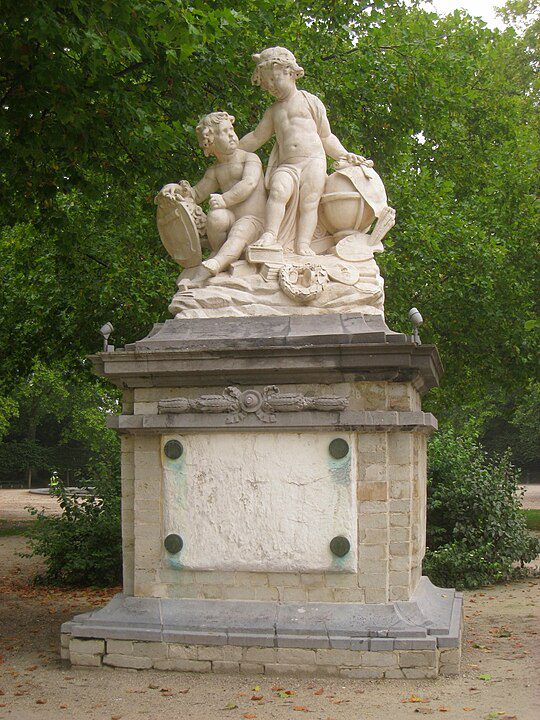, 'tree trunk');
26,400,37,490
